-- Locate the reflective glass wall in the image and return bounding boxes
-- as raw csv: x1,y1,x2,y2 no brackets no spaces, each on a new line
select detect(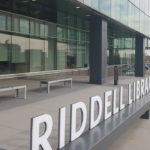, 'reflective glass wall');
107,24,135,76
57,12,90,70
0,11,89,75
81,0,150,37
